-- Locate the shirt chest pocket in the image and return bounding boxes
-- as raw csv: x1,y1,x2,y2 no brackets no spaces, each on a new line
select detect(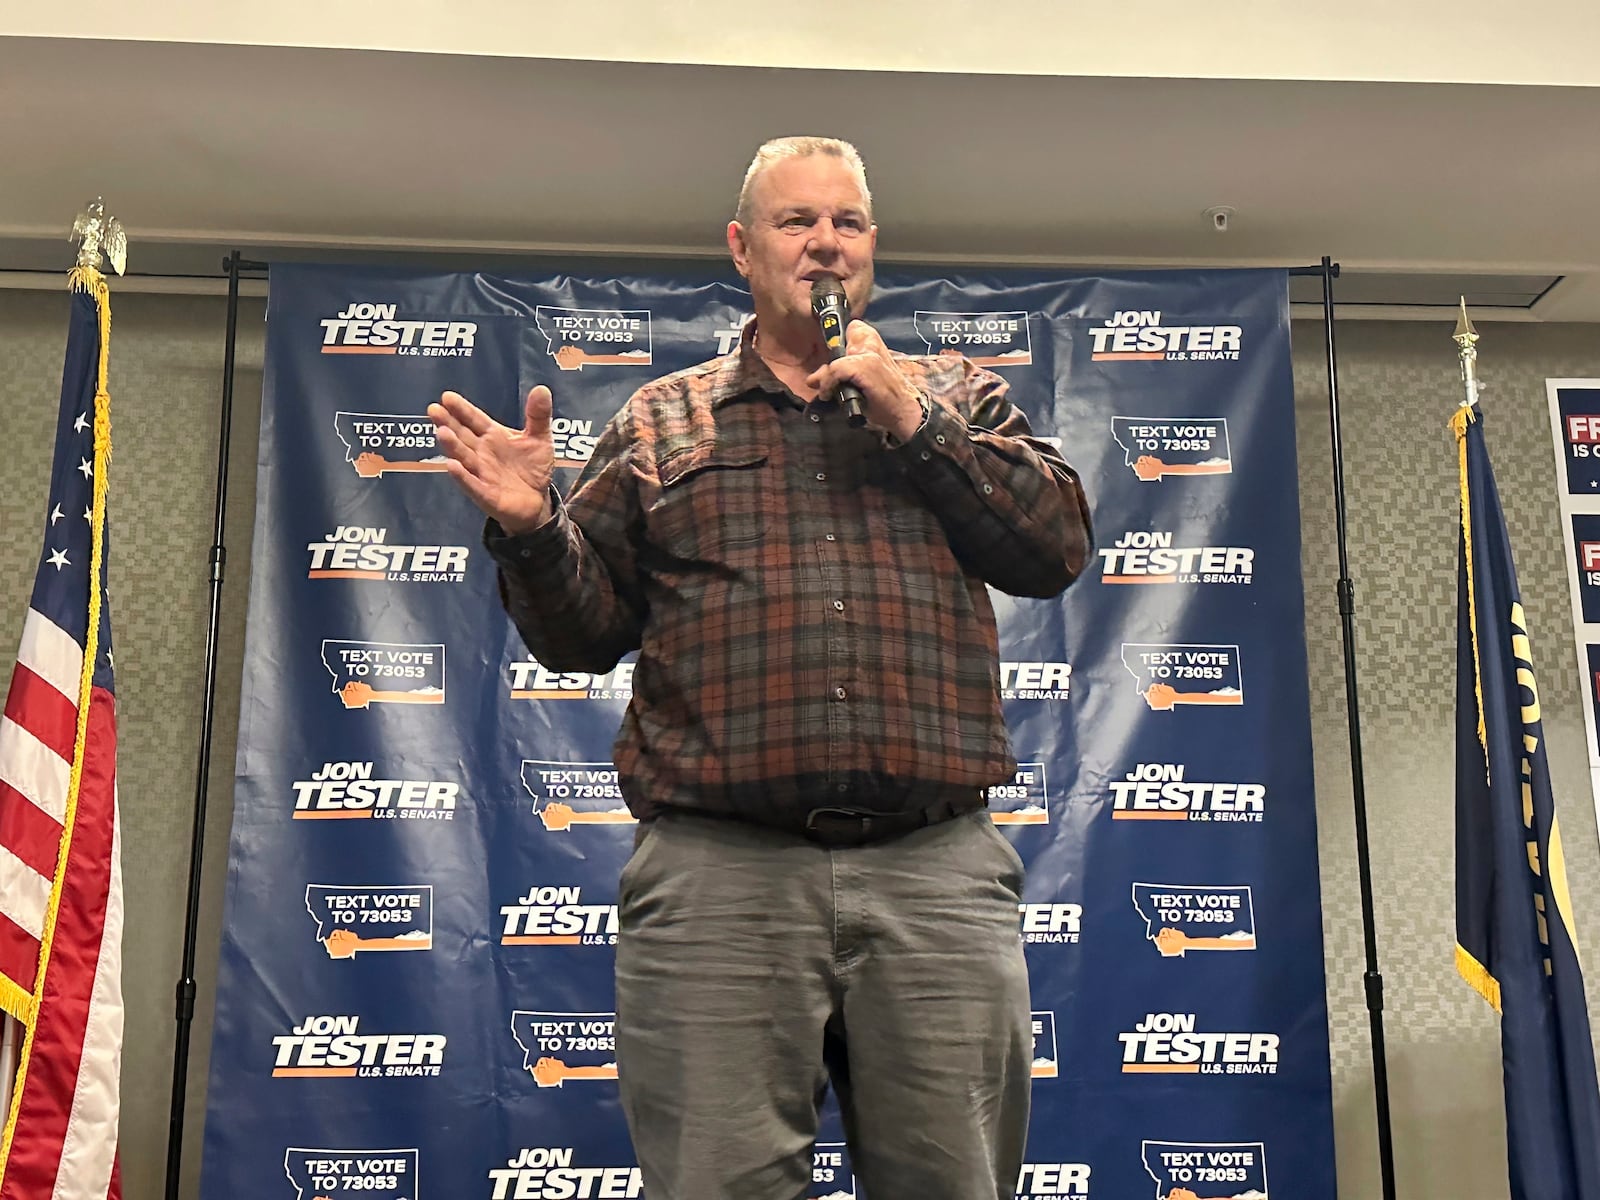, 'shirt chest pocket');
651,447,770,561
